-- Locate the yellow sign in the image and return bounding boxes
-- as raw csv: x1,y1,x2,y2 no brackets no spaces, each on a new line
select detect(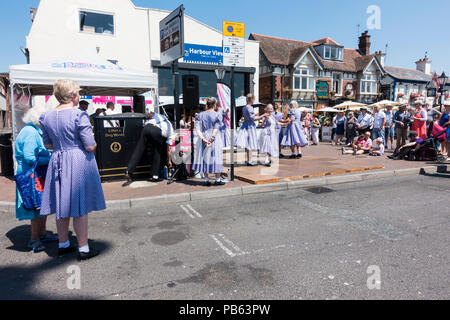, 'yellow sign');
223,21,245,38
110,142,122,153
